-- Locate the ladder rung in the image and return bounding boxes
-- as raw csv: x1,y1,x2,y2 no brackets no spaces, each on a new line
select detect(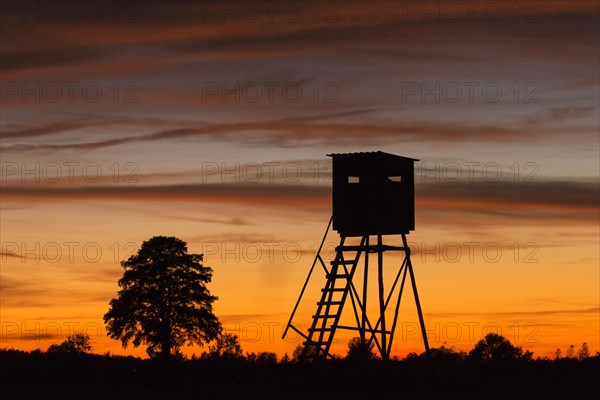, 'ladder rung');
317,301,342,306
330,260,355,265
326,274,349,279
336,325,392,334
312,314,336,319
336,245,407,252
321,288,345,292
302,341,326,347
335,245,362,251
308,327,333,332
